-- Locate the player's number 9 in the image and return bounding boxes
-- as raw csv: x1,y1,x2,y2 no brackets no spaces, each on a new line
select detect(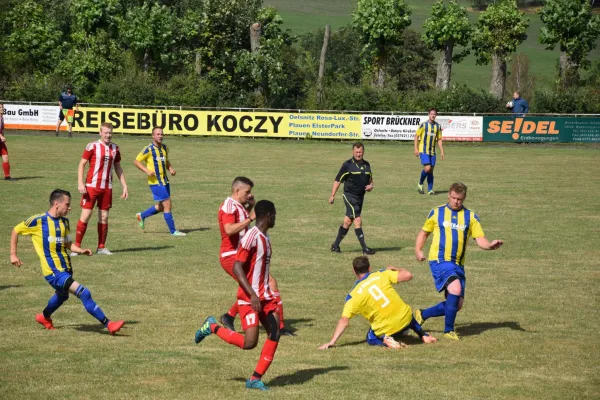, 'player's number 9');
368,285,390,308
